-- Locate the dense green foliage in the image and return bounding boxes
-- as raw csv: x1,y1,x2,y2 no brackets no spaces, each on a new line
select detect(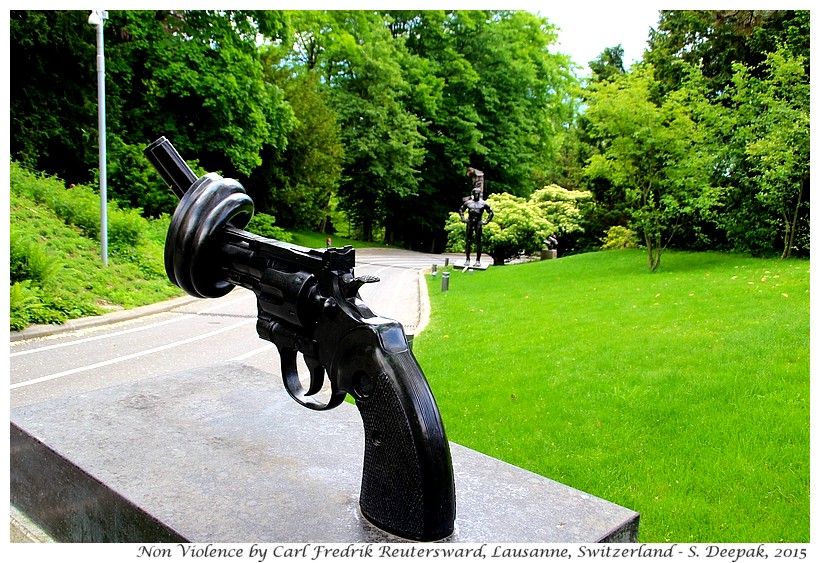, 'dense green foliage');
638,10,810,261
416,250,809,542
575,10,810,266
9,9,810,261
10,11,295,215
10,9,578,252
726,47,809,259
9,162,181,330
